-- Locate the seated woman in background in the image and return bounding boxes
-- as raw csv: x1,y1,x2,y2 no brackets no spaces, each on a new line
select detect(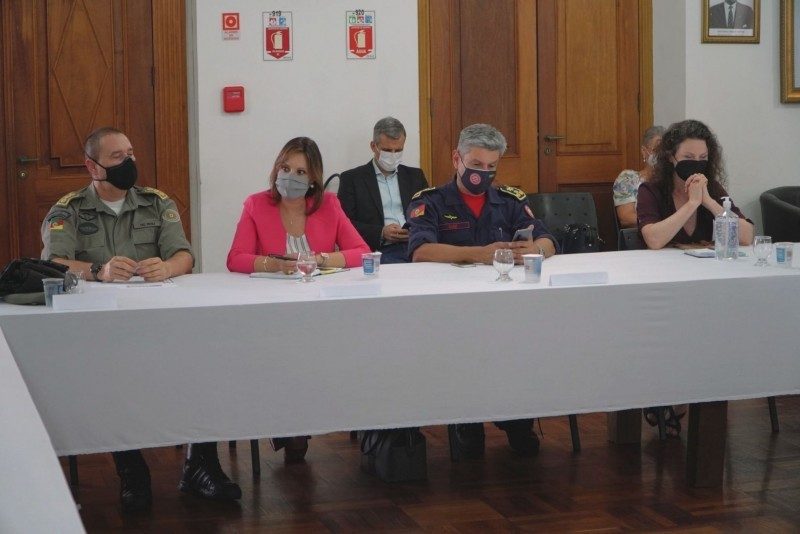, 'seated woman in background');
637,119,754,250
612,125,664,229
227,136,369,460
